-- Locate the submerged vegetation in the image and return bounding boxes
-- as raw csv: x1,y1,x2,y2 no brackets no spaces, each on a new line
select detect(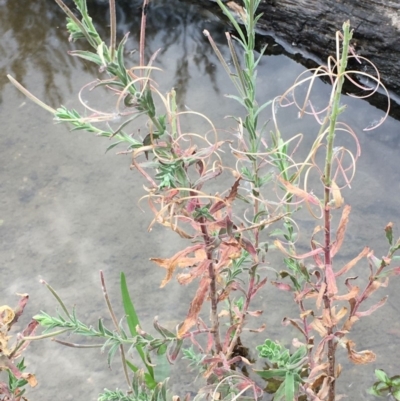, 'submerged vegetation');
5,0,400,400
